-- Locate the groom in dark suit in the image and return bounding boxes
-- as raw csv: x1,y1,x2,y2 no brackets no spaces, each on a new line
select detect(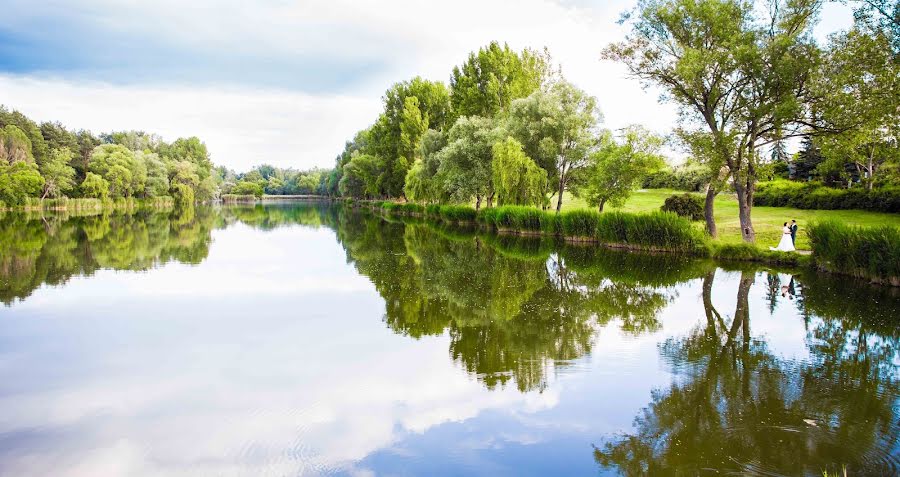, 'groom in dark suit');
790,220,798,246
